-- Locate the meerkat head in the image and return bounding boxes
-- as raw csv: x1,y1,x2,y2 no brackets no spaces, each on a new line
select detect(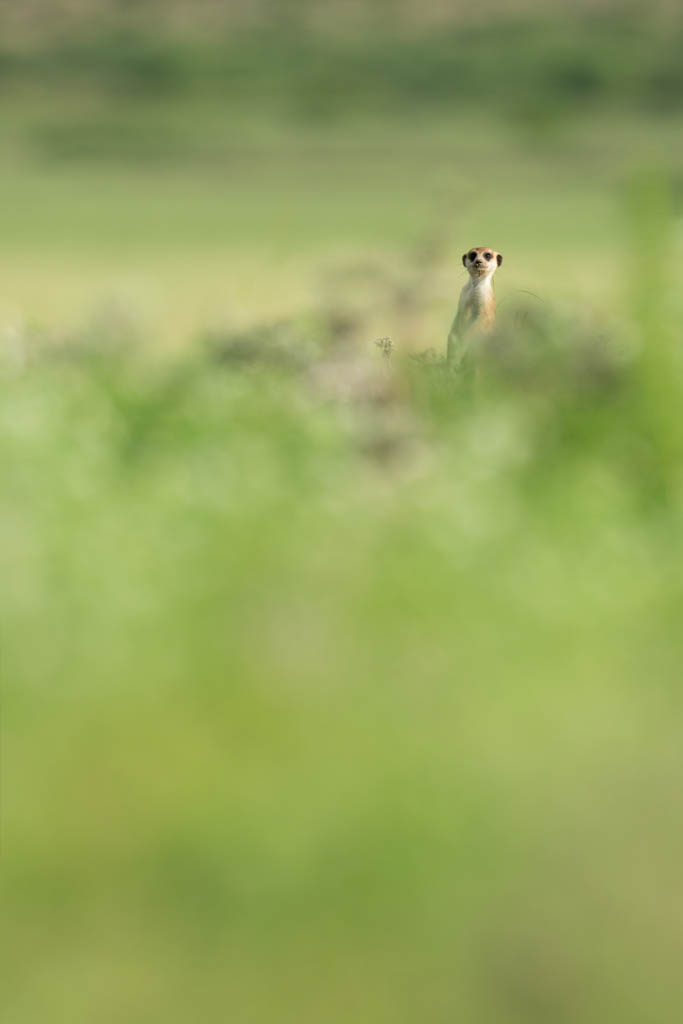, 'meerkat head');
462,246,503,280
